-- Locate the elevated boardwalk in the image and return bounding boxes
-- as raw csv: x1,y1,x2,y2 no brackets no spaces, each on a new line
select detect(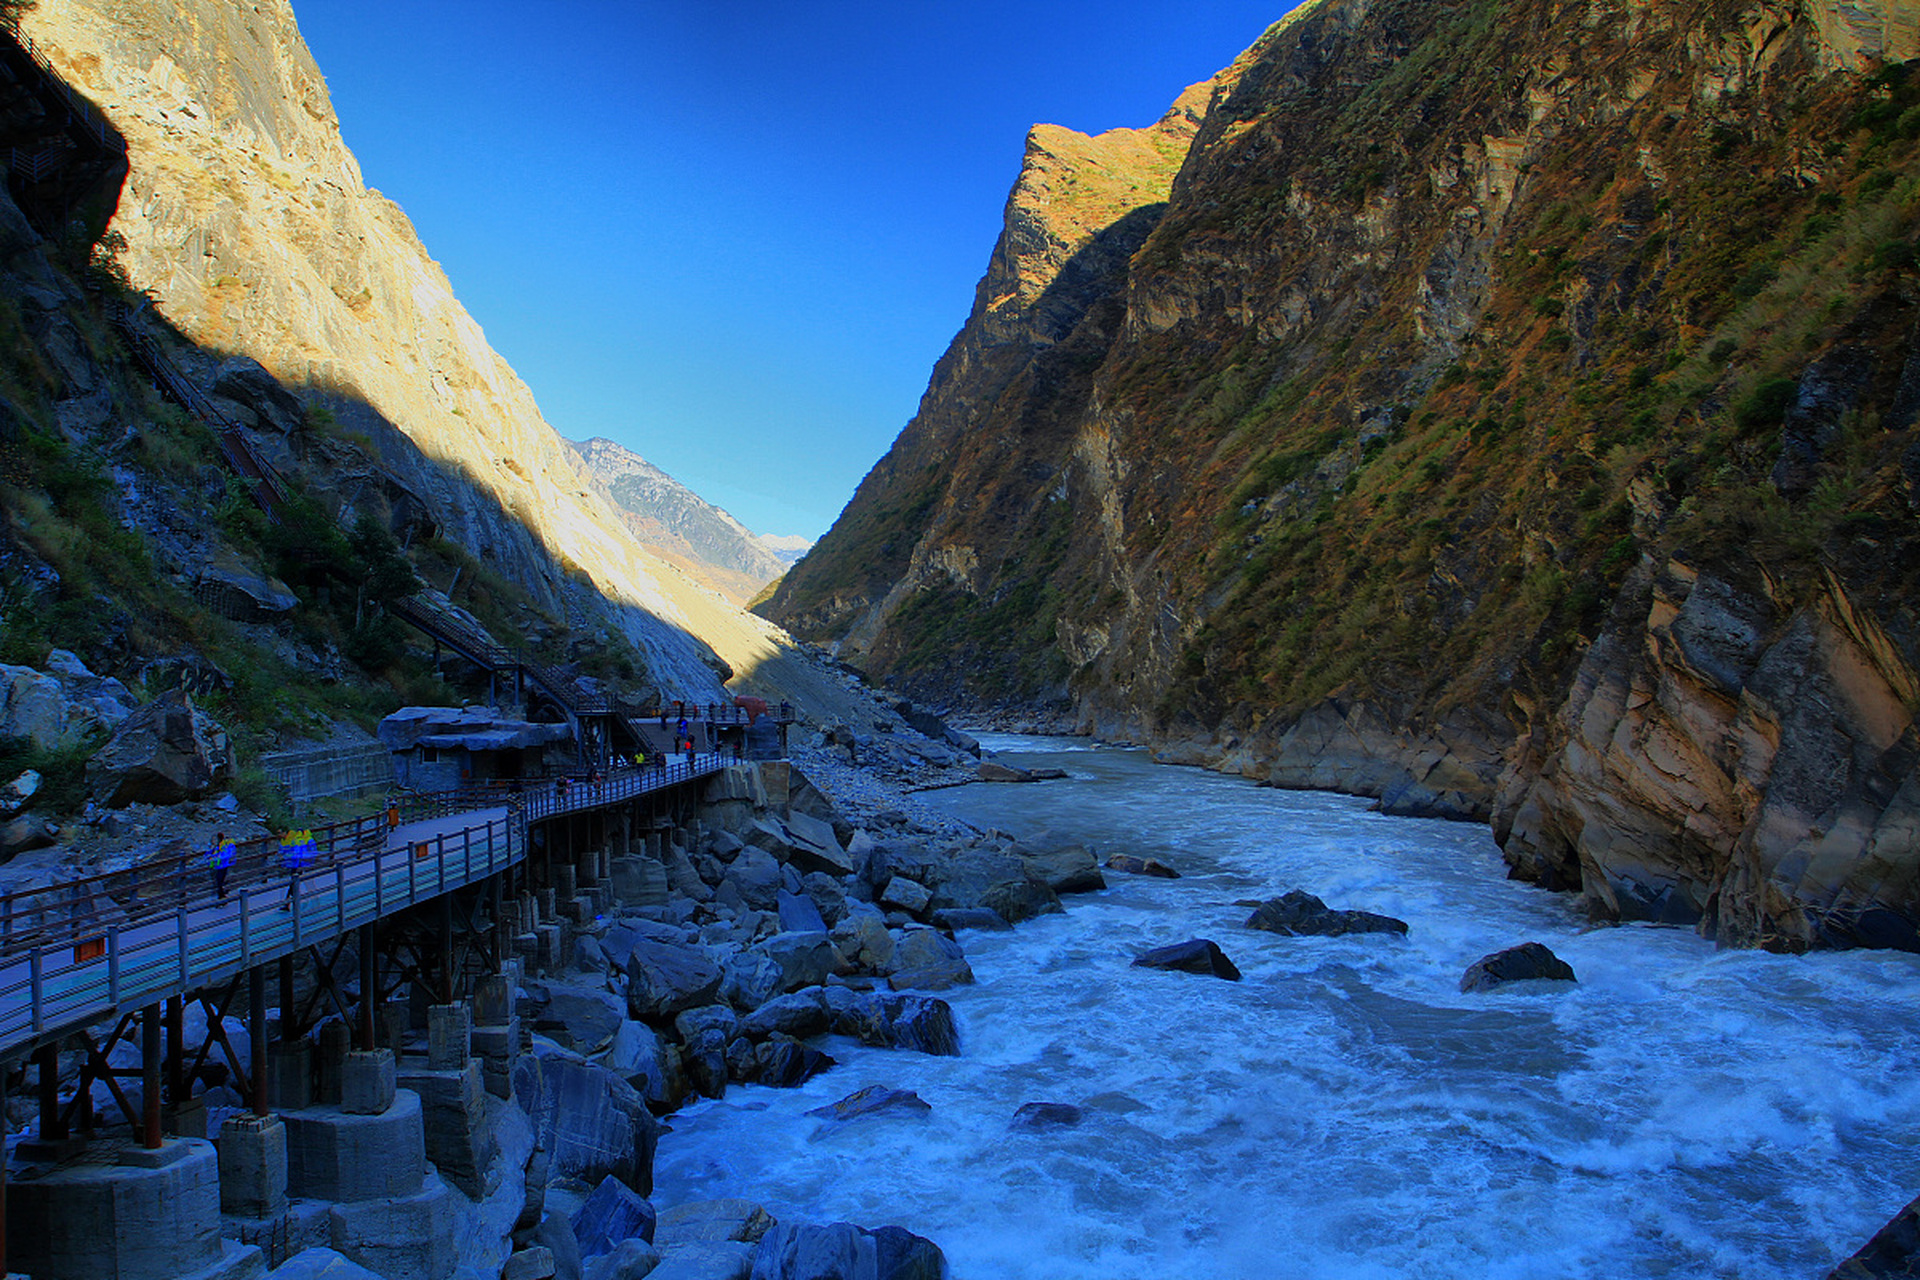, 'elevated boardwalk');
0,752,731,1067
